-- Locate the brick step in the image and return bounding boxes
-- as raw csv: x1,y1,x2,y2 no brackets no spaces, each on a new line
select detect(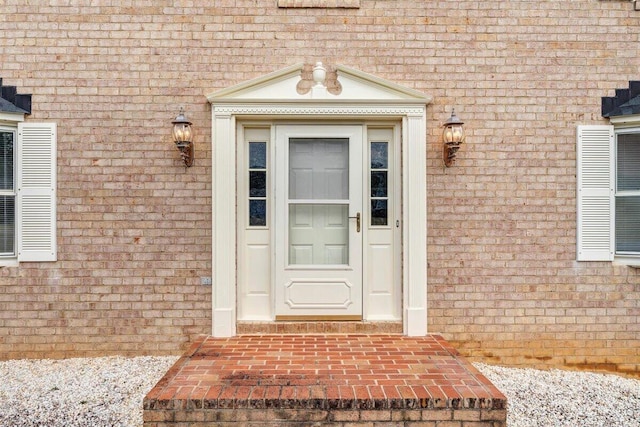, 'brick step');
143,335,507,426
